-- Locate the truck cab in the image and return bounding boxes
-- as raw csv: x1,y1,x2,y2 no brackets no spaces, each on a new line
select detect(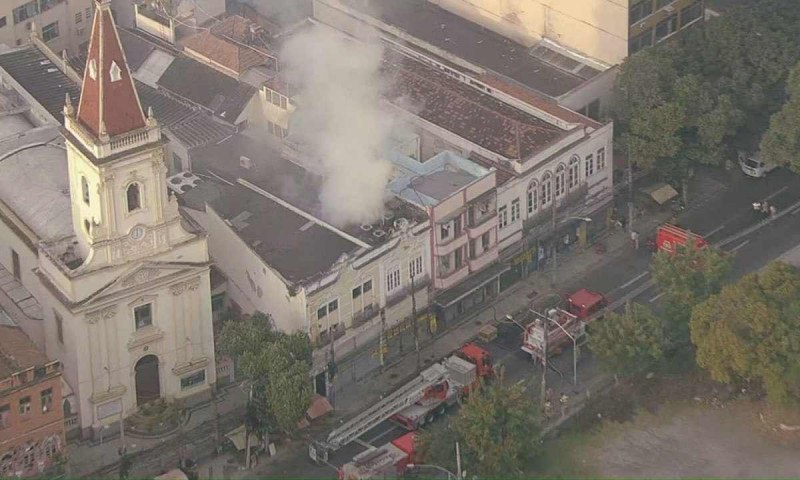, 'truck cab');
566,289,608,320
457,343,493,378
739,152,777,178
